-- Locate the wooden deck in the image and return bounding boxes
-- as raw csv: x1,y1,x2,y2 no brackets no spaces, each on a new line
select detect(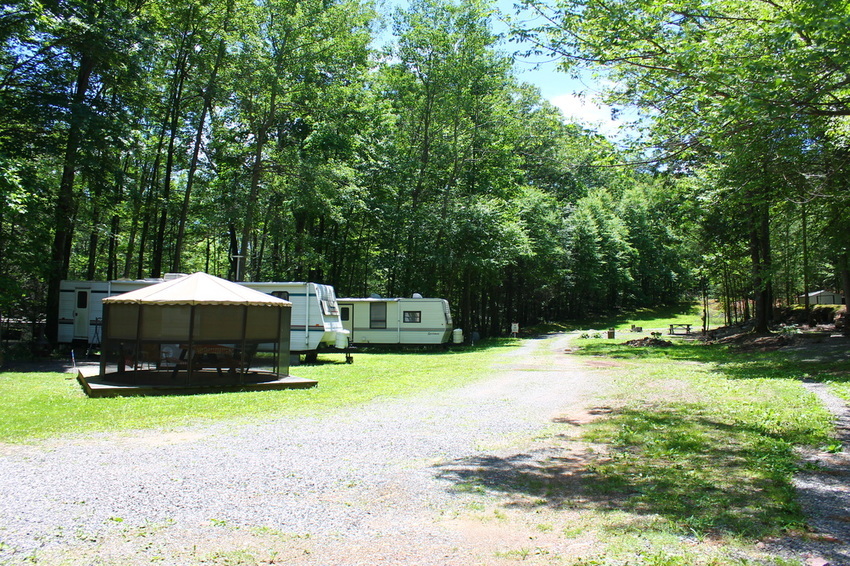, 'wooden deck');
77,366,317,398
